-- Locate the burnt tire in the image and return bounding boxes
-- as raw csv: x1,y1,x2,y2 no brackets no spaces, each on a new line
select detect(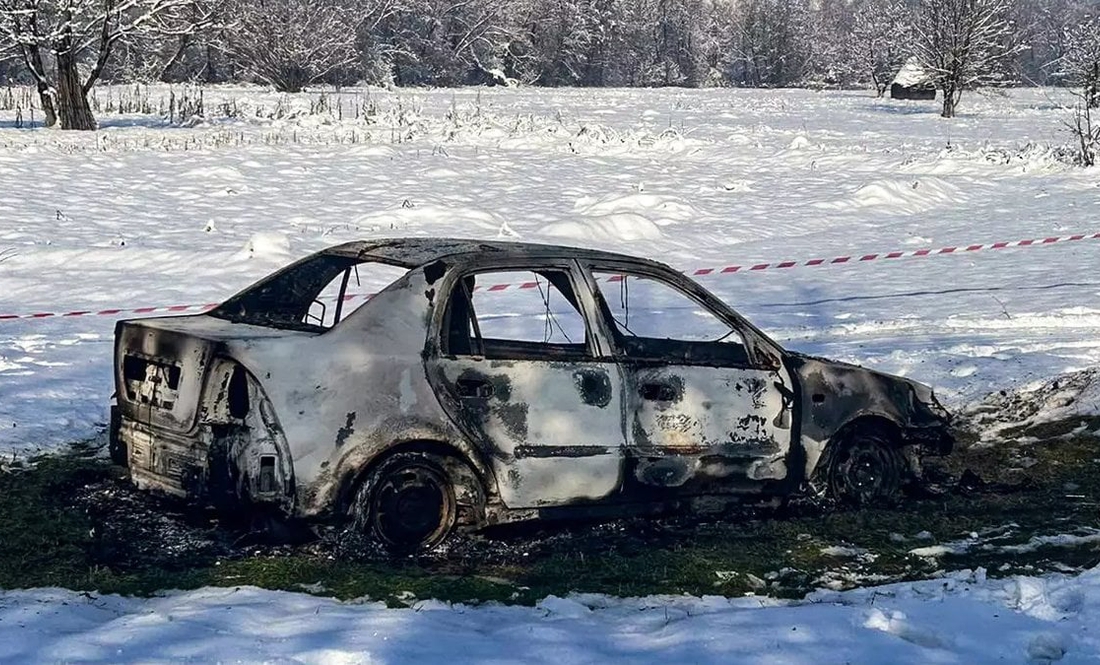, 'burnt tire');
352,452,457,553
821,431,907,506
